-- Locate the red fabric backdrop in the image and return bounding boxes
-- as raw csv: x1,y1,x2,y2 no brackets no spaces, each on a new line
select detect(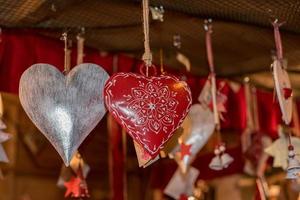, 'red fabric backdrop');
0,29,298,193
